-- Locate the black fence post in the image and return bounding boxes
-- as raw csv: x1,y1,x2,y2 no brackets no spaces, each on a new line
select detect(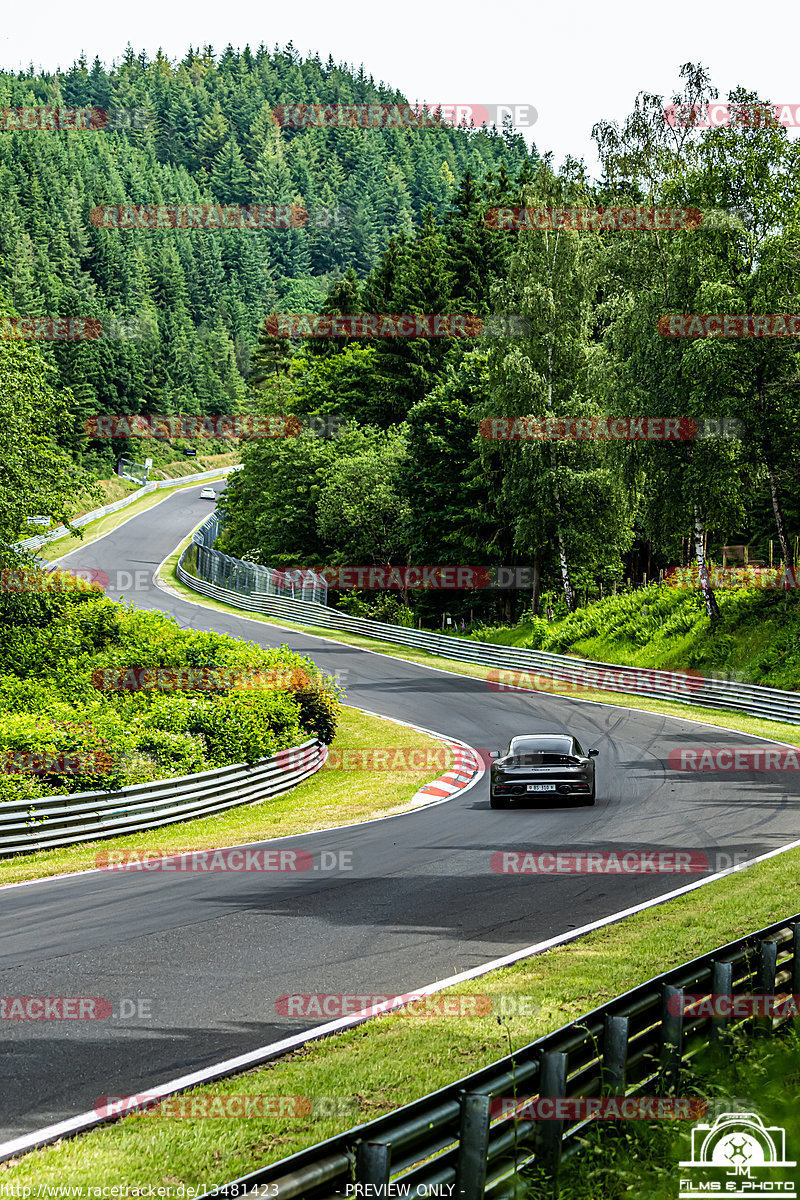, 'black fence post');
661,985,684,1094
757,939,778,1035
538,1050,567,1195
710,960,733,1048
356,1141,391,1186
455,1092,491,1200
603,1014,629,1094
